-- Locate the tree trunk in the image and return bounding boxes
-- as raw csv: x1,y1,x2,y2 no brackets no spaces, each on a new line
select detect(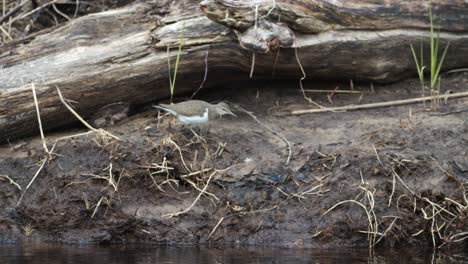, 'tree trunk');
1,0,468,142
